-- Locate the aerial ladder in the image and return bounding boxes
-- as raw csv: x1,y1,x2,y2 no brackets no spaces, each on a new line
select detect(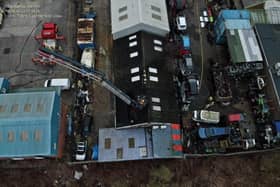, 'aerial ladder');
34,47,147,110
